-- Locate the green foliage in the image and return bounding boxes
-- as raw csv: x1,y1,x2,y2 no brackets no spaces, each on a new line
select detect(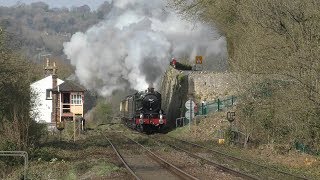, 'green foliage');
0,140,18,151
237,79,320,153
27,120,48,146
0,140,21,166
174,62,193,70
91,100,113,125
90,161,120,176
32,148,57,162
0,28,47,151
177,73,187,85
